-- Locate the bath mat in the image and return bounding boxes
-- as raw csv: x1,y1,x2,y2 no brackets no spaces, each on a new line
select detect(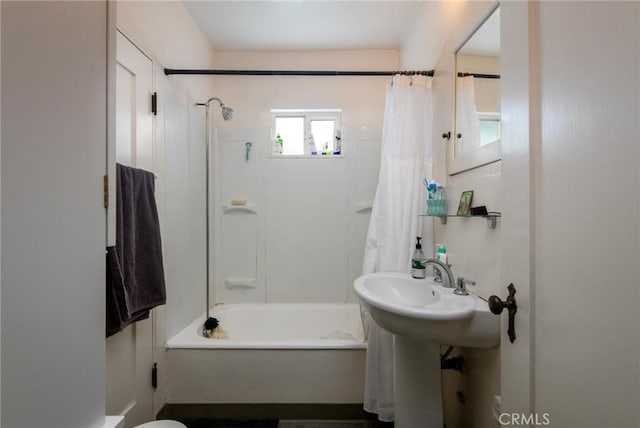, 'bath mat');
179,418,278,428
